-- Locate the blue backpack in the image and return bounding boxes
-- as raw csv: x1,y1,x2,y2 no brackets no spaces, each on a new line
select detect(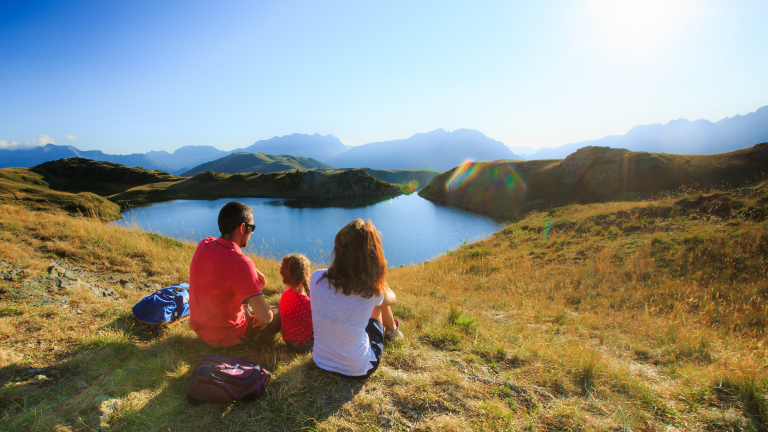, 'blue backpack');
132,284,190,330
